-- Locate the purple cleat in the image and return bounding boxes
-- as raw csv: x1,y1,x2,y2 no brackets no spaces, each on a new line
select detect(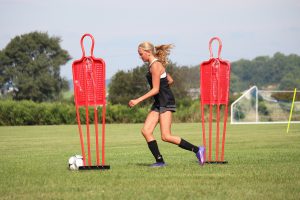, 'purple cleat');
196,146,206,166
150,162,166,168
